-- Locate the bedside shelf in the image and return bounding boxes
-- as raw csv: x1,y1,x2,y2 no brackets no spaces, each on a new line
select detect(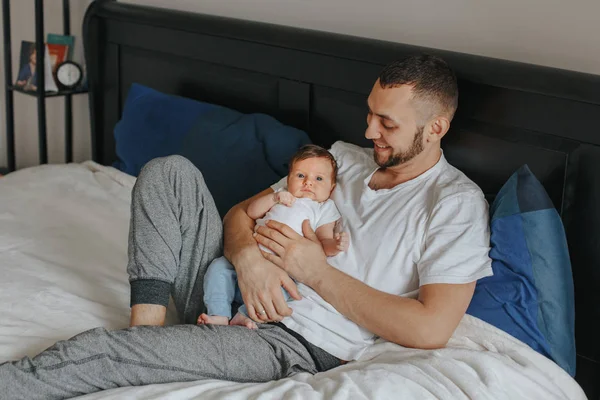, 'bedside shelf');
10,85,88,98
2,0,88,173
